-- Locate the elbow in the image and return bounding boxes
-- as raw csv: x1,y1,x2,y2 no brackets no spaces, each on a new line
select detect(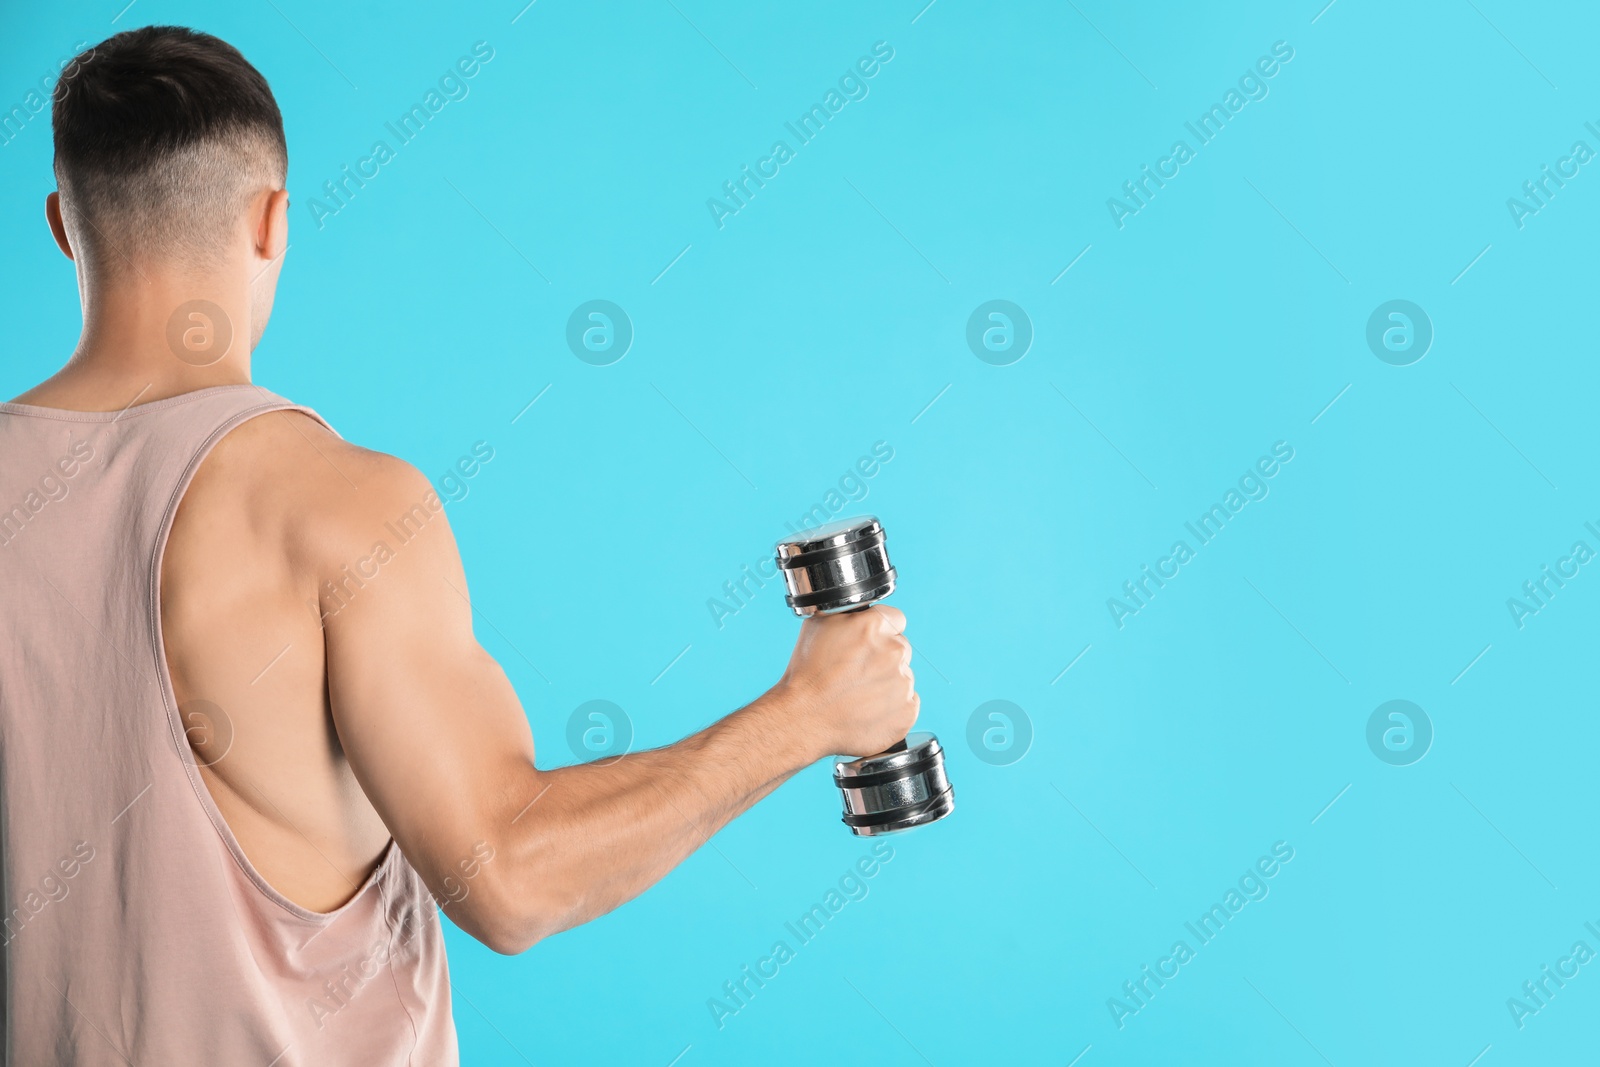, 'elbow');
465,892,556,956
479,922,545,957
452,791,595,954
460,866,581,956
